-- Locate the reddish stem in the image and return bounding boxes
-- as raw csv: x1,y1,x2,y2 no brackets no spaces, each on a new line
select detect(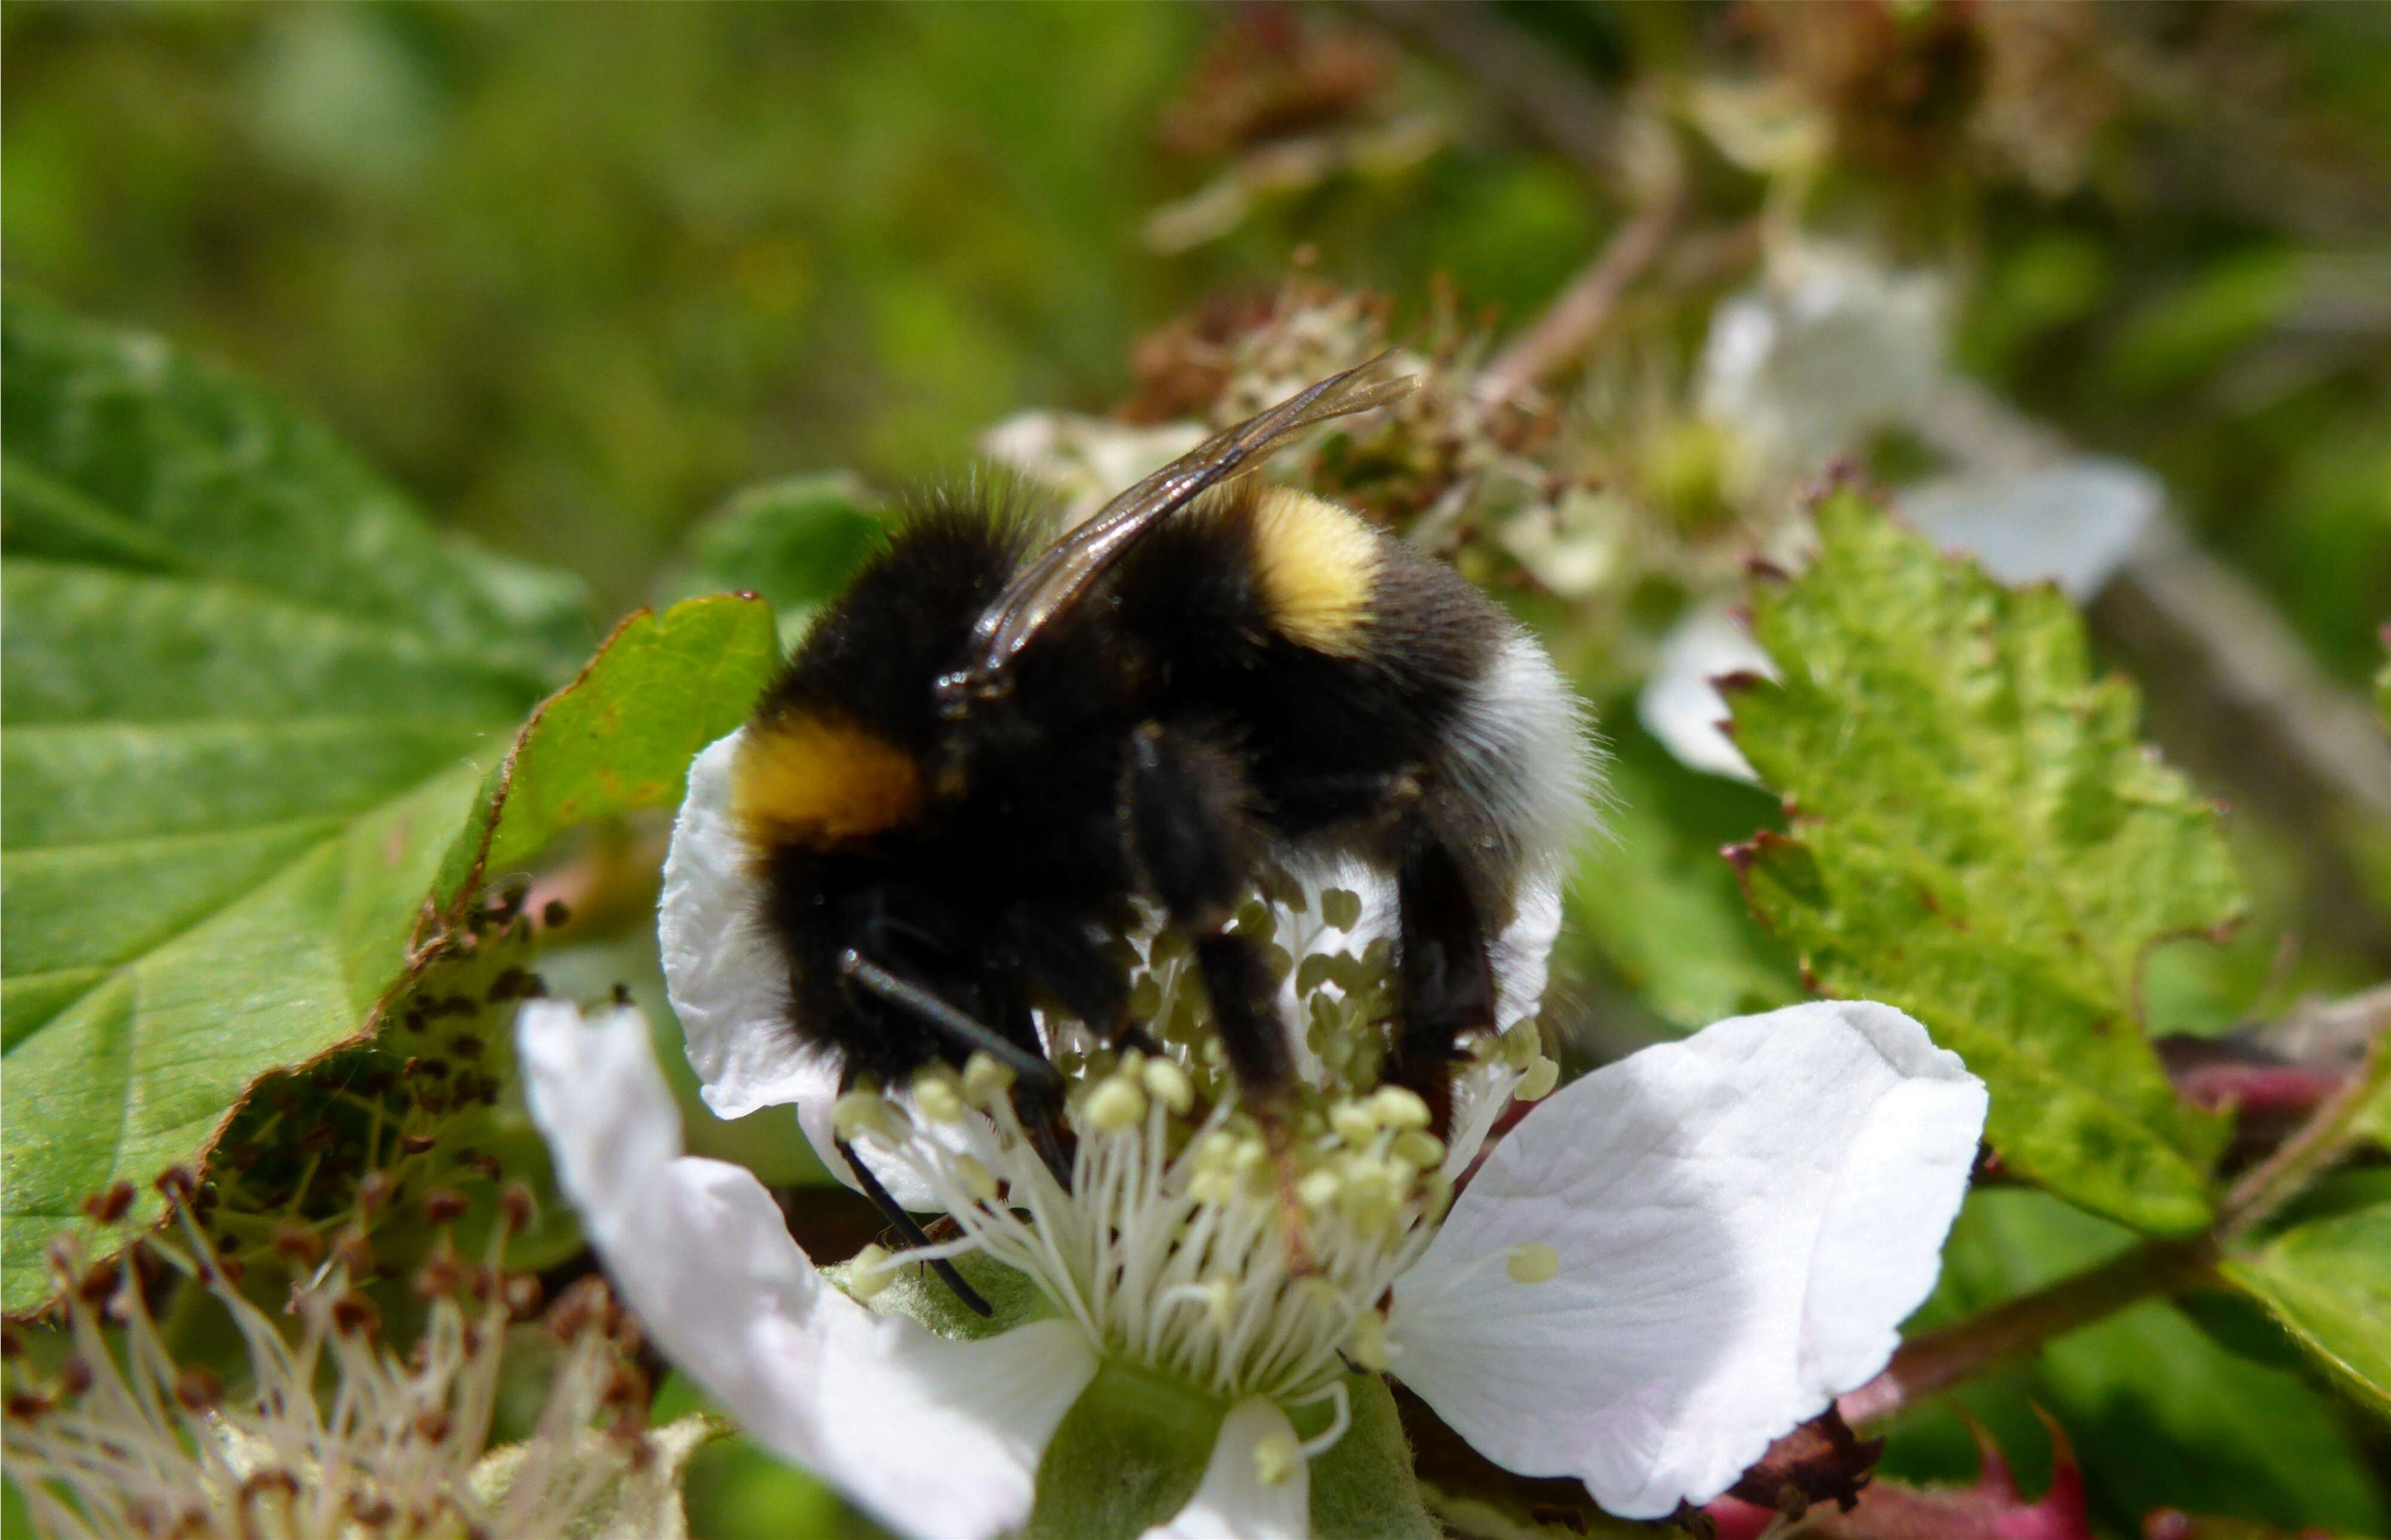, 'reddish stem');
1836,1239,2214,1429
